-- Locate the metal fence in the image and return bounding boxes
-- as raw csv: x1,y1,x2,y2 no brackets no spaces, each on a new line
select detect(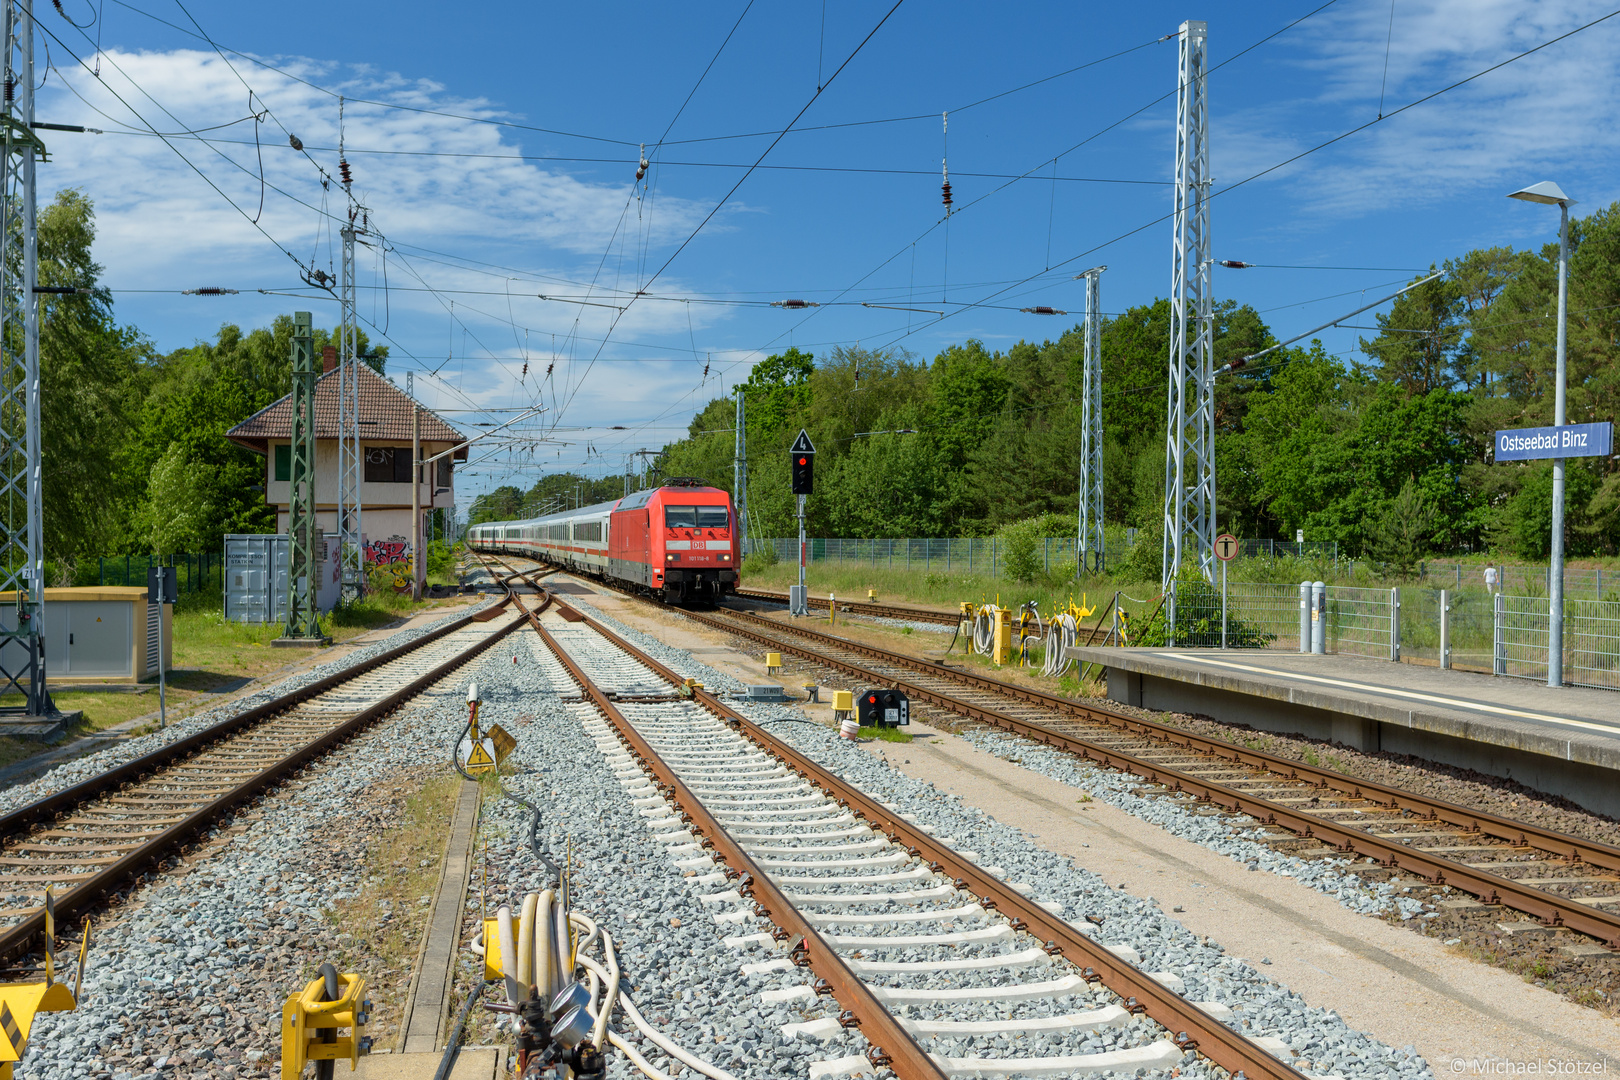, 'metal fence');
1327,586,1399,661
94,553,219,594
1343,559,1615,600
1144,579,1620,692
1490,593,1620,691
757,536,1339,575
